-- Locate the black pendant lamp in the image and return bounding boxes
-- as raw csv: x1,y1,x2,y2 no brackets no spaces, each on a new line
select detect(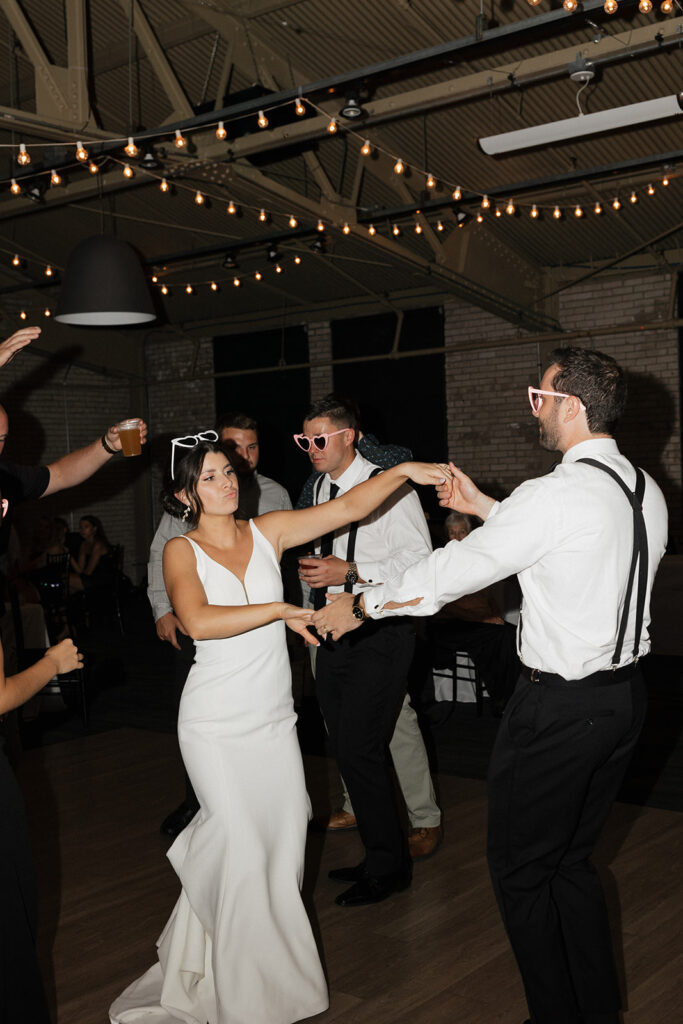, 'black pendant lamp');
55,235,156,326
